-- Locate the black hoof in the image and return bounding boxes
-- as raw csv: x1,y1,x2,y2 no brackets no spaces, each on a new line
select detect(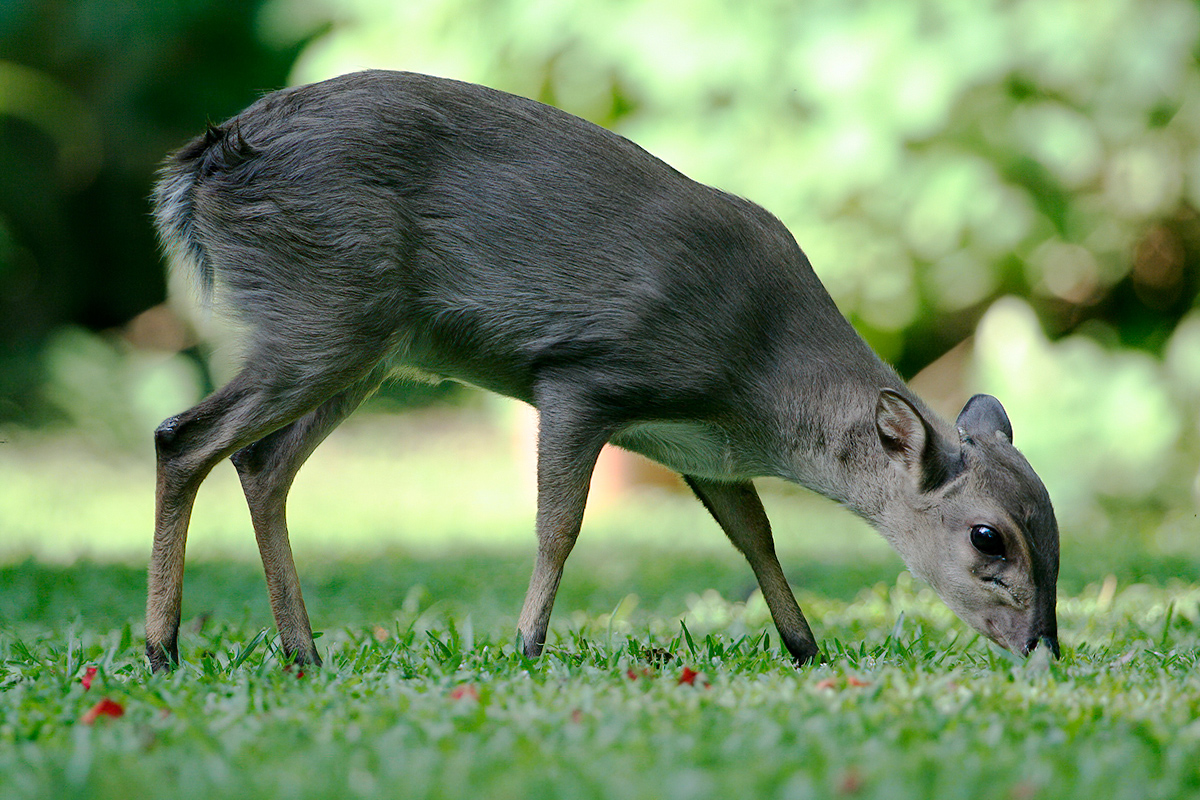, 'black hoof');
147,640,179,673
